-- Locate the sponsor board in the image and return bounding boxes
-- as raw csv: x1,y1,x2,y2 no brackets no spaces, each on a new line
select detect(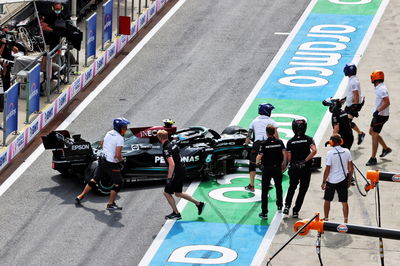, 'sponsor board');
82,64,95,88
138,12,148,31
95,54,106,75
13,132,26,156
41,104,55,128
117,34,128,54
27,117,40,144
69,75,82,99
0,149,8,171
157,0,166,12
106,42,117,64
56,91,68,113
129,21,138,41
148,2,157,21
